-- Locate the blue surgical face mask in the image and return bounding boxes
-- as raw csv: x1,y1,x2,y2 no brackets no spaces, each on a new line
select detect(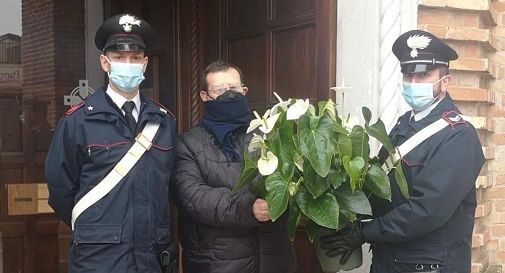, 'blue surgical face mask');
106,57,145,93
401,76,446,112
